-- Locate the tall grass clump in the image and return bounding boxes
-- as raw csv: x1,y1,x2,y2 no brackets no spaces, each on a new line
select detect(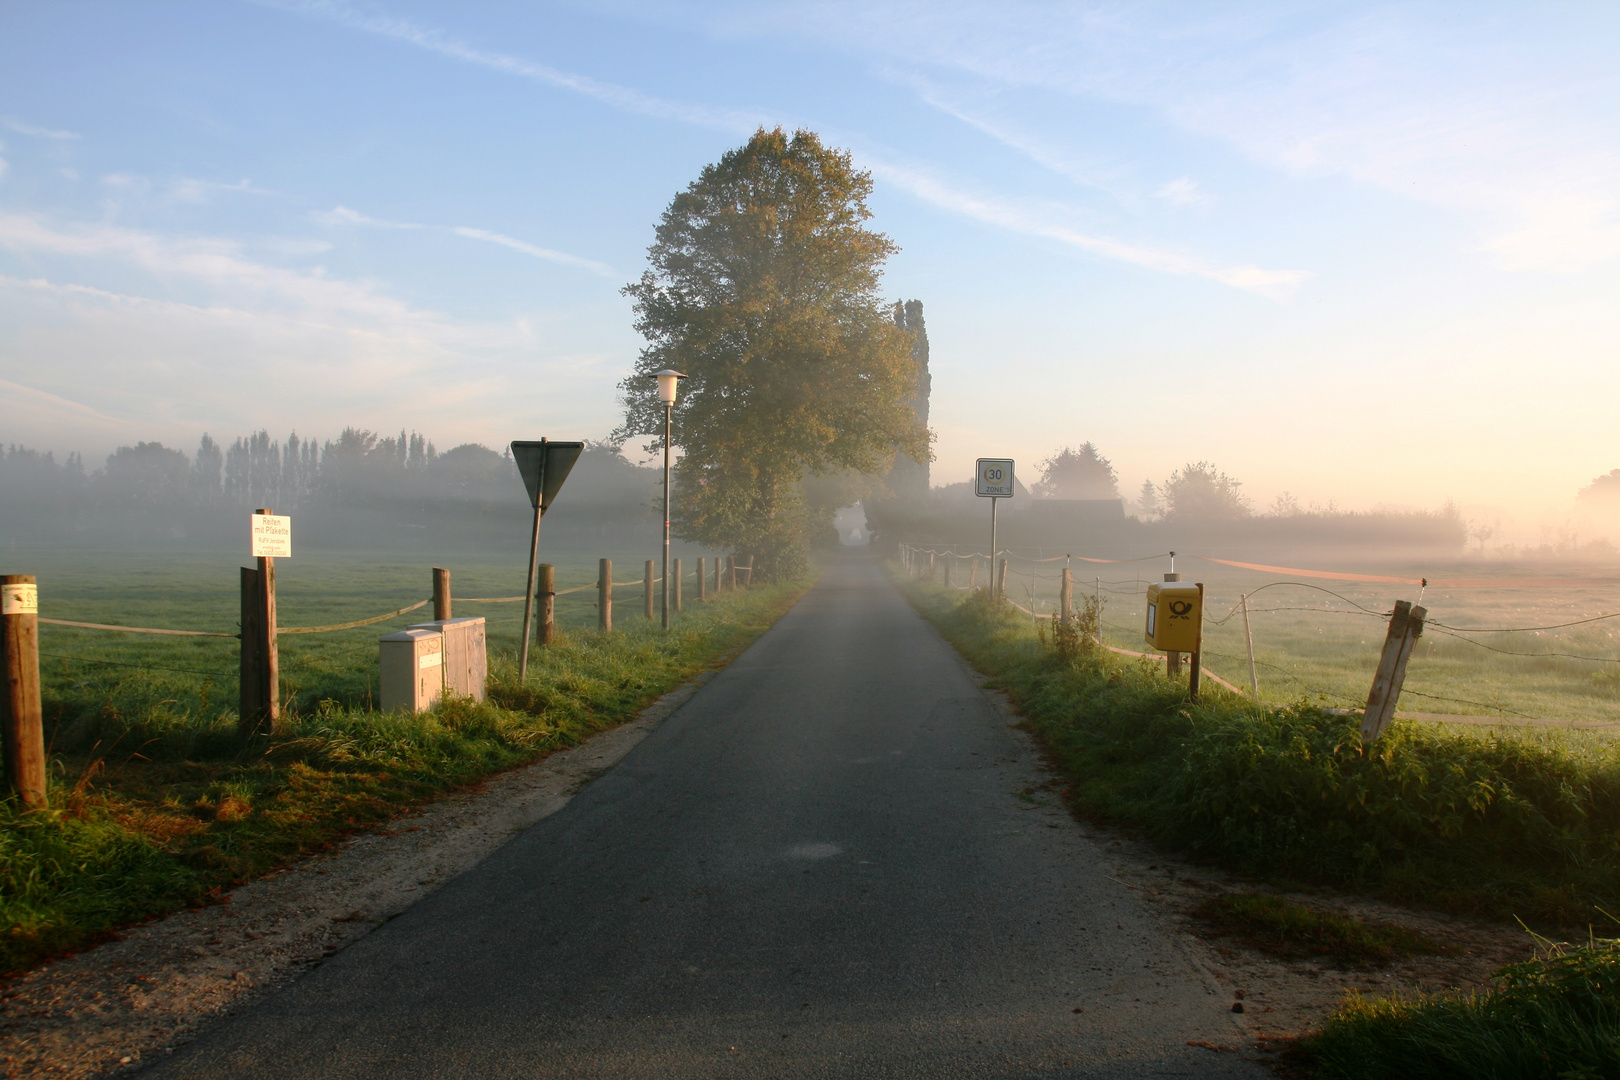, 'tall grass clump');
2,579,808,974
901,575,1620,925
1297,936,1620,1079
